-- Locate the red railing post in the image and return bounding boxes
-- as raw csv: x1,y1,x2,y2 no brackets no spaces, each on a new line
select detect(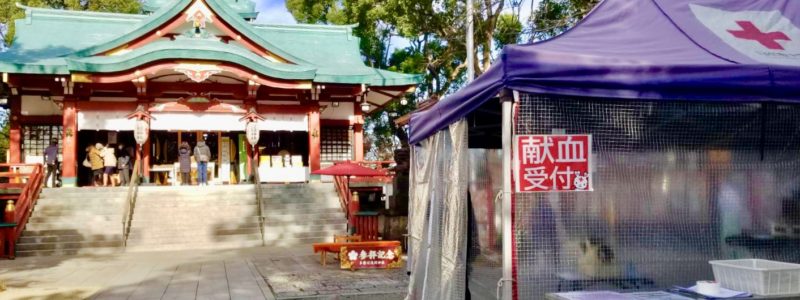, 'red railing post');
0,163,44,259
